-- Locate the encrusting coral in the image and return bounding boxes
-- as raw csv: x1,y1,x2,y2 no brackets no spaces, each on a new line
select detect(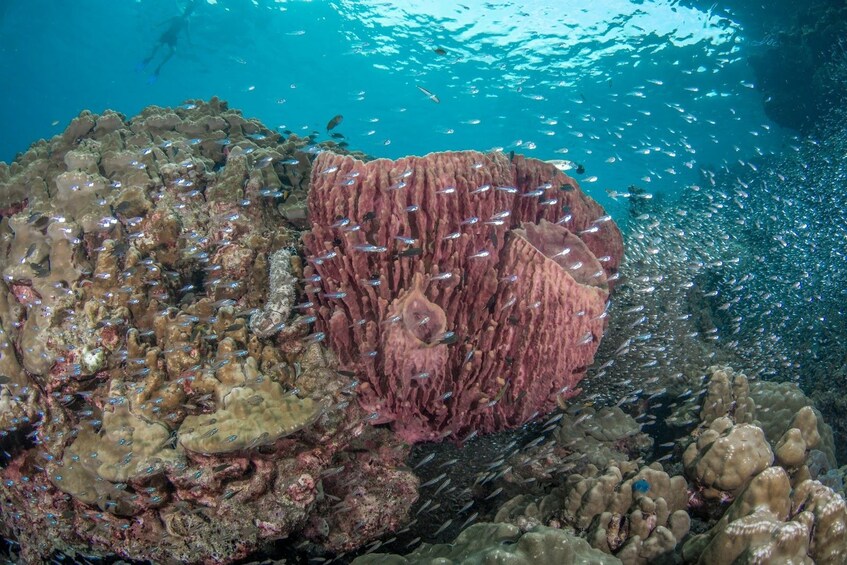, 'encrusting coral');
177,354,325,454
303,150,624,443
0,100,418,564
